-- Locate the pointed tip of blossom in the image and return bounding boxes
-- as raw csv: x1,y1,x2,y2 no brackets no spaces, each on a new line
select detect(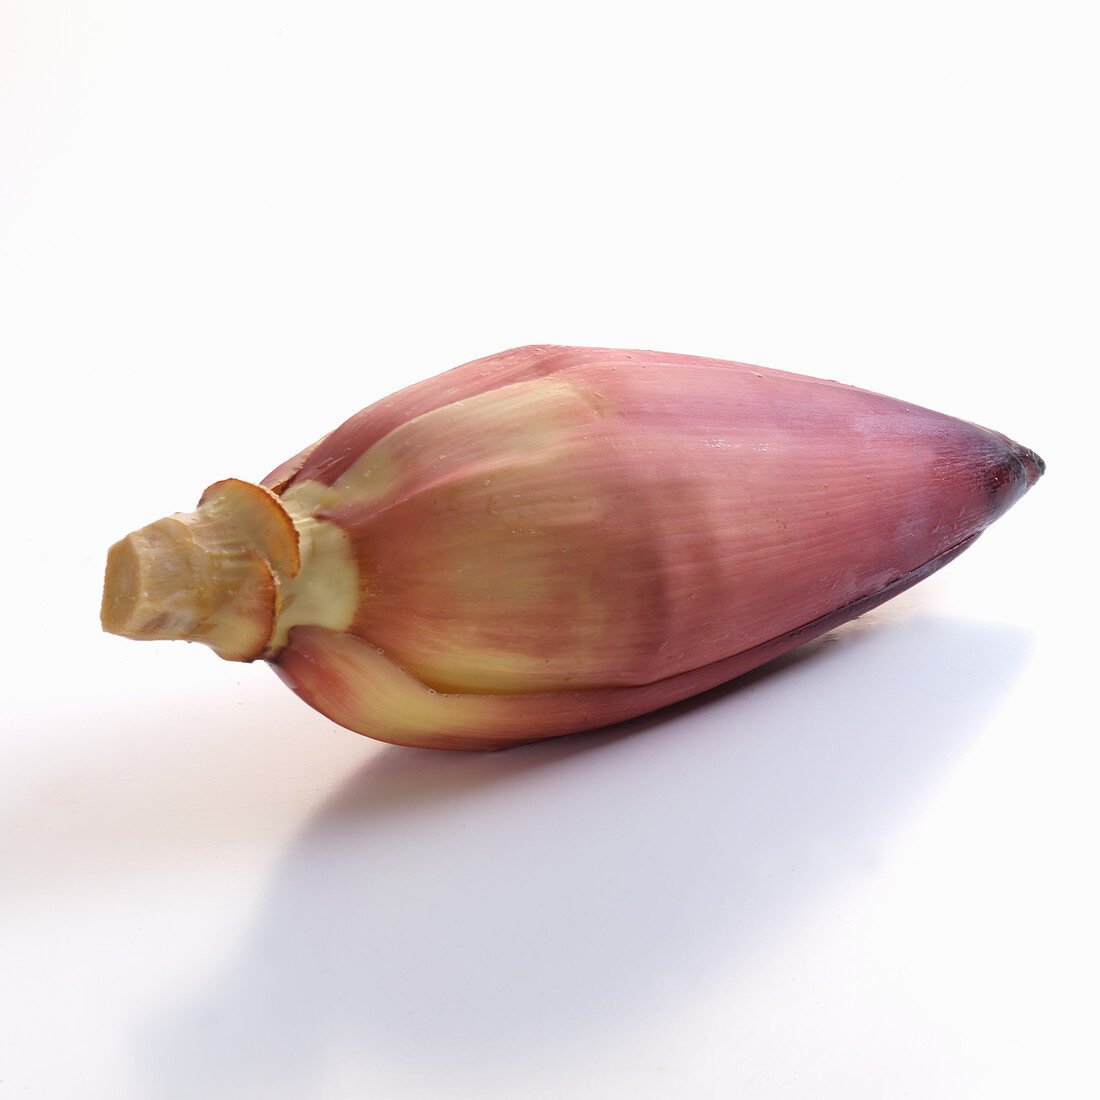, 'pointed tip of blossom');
1005,436,1045,488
